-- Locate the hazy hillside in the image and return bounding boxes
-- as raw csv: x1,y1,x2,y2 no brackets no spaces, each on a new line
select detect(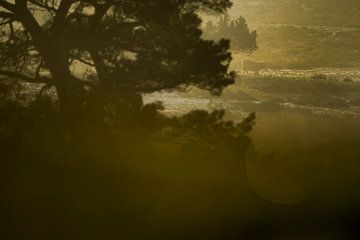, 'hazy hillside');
201,0,360,69
250,24,360,69
230,0,360,27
